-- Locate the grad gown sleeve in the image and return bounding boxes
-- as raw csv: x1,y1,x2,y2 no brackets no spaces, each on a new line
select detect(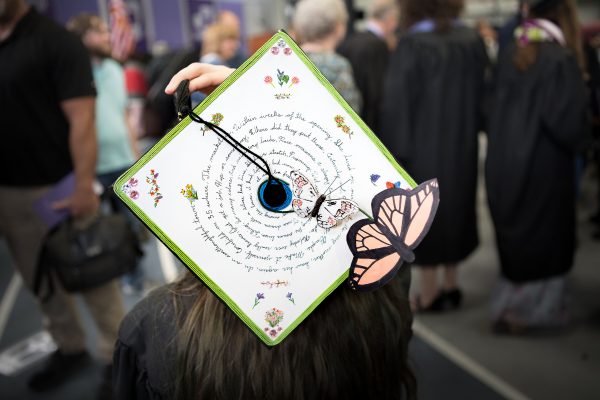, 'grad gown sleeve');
540,53,588,152
113,287,175,400
113,339,157,400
